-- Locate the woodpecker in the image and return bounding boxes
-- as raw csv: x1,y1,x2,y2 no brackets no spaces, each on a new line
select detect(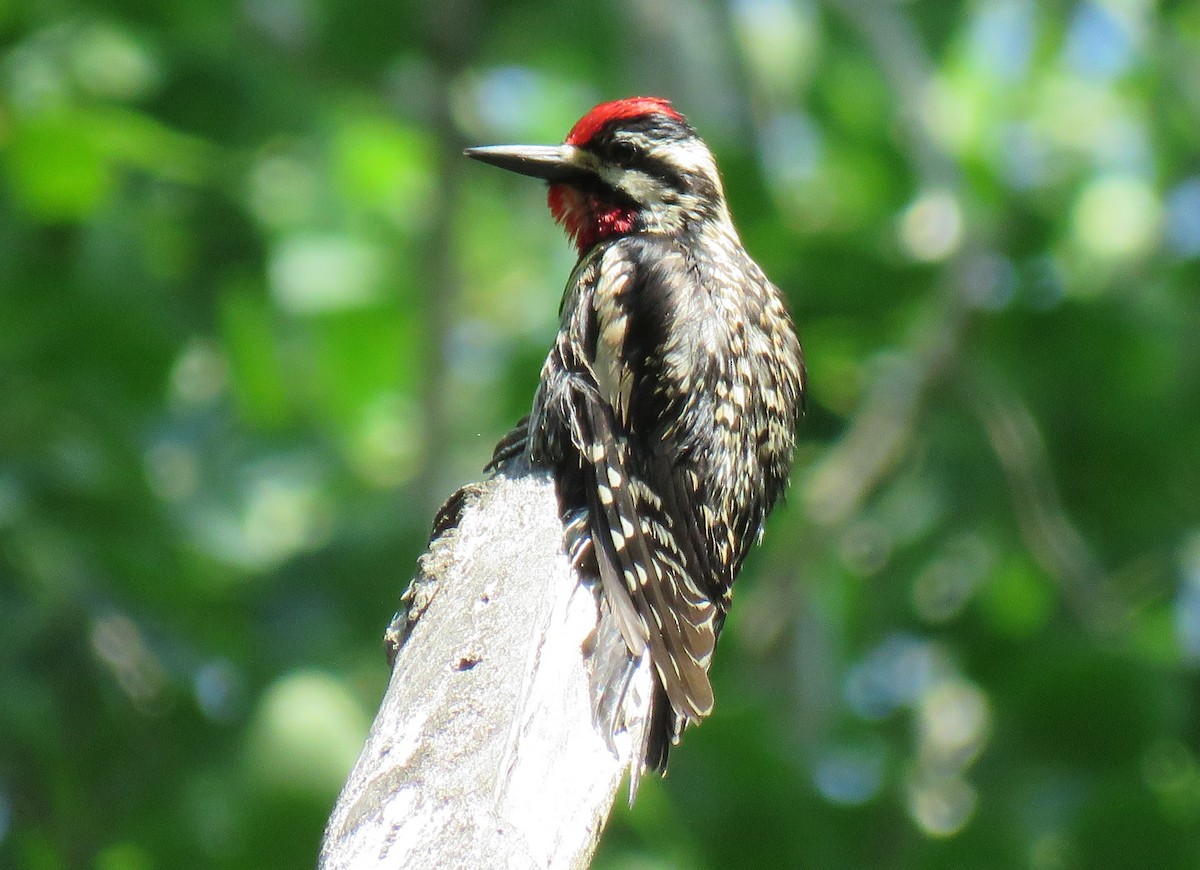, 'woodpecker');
466,97,804,775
